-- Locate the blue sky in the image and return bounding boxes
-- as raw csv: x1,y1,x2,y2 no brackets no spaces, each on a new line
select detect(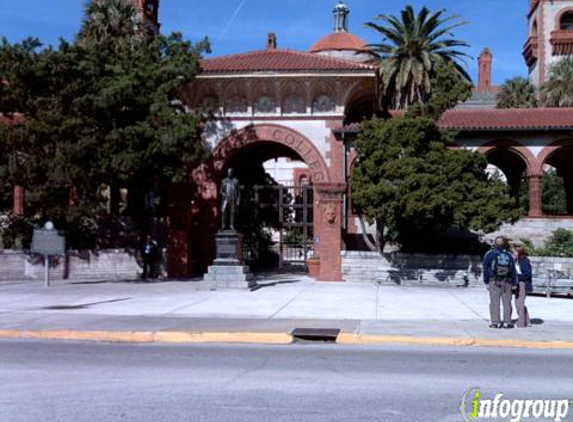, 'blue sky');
0,0,529,85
